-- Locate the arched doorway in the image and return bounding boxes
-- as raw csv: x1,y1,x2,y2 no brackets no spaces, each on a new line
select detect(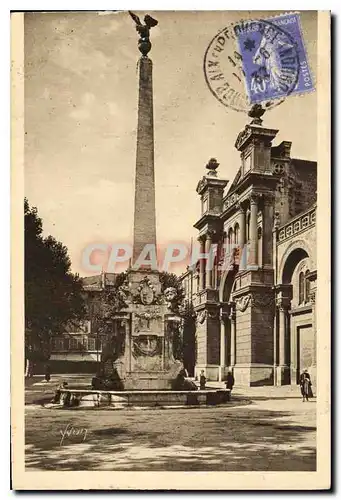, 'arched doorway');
218,269,237,380
282,248,309,284
277,246,315,386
